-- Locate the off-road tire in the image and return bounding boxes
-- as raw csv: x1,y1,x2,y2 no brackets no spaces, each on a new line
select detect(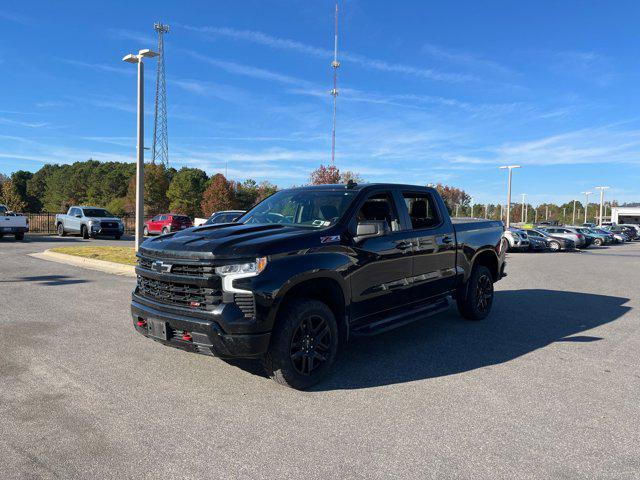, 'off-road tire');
262,298,338,390
57,223,66,237
15,232,24,241
81,225,90,239
456,264,494,321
